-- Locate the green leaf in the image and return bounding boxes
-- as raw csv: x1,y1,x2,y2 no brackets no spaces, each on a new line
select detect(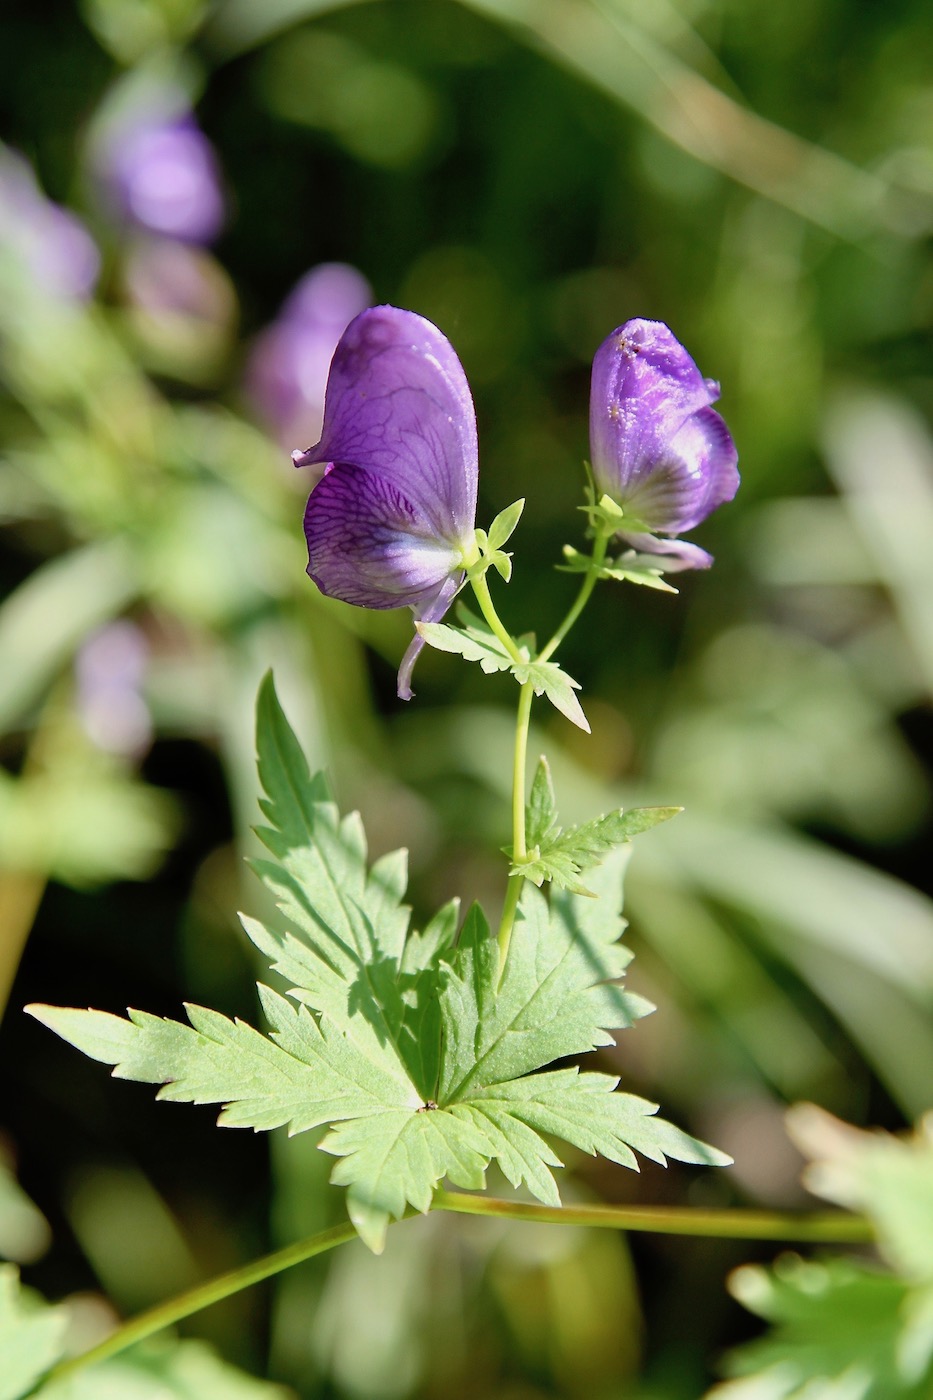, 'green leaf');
513,757,680,892
488,548,512,582
525,754,559,851
713,1255,929,1399
416,615,590,730
0,1265,67,1400
511,657,590,732
36,1337,290,1400
486,498,525,551
788,1107,933,1286
415,619,513,674
0,1239,285,1399
439,857,655,1102
32,676,727,1254
559,545,679,593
